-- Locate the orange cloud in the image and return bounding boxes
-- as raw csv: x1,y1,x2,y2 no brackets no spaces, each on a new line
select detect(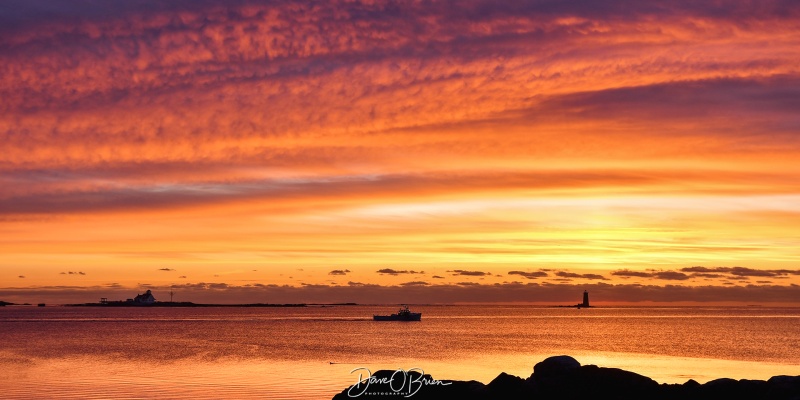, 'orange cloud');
2,1,800,302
